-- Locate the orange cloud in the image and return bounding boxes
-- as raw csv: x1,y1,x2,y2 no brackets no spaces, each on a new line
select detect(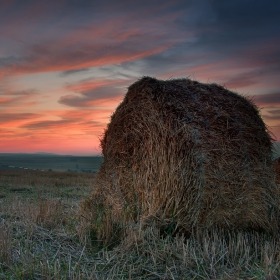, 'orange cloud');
0,112,42,126
253,92,280,107
0,107,107,155
0,136,101,155
0,10,175,79
0,2,181,88
0,97,11,104
2,46,171,78
59,78,128,108
0,88,40,107
65,79,123,93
